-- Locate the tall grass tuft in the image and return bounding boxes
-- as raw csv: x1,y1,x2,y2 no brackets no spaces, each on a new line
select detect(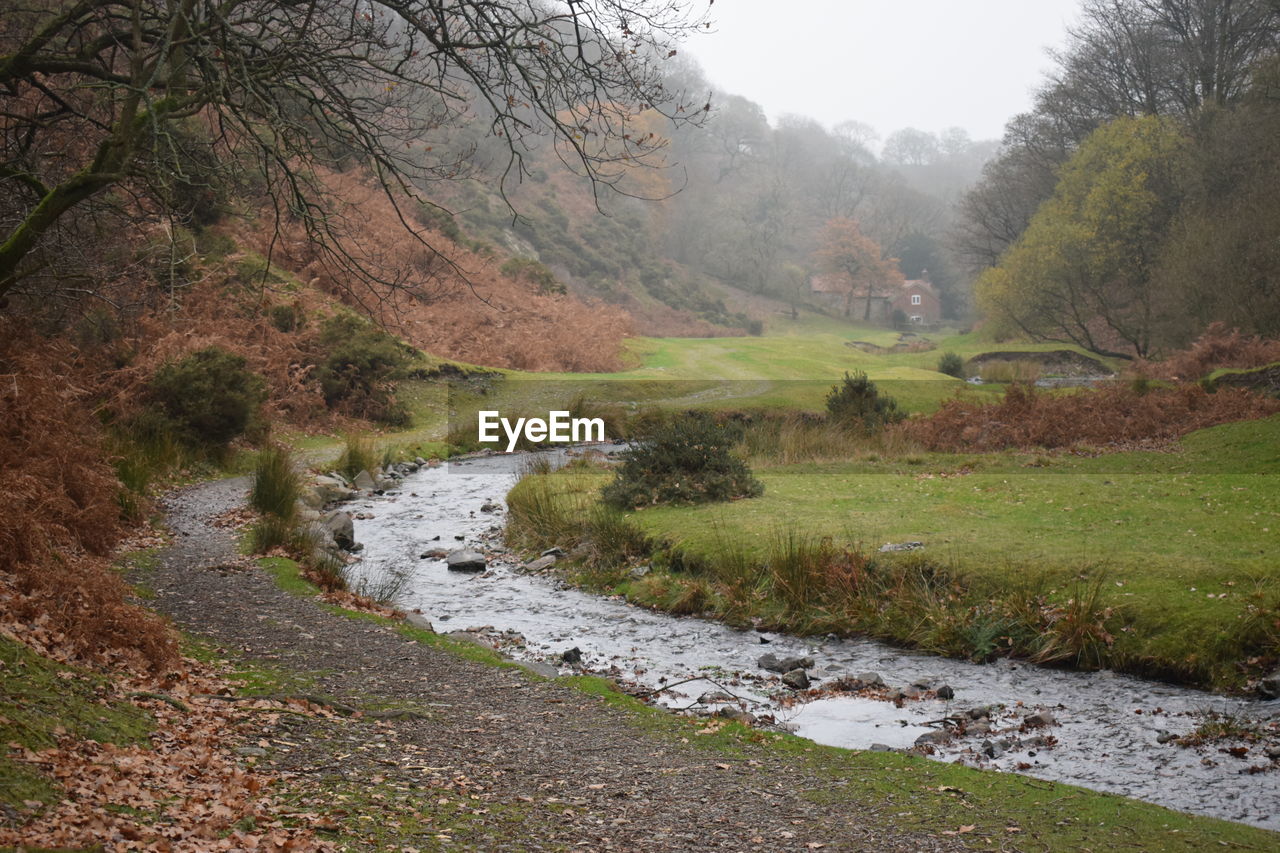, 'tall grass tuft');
1031,574,1116,668
249,514,297,554
768,530,838,614
337,433,379,480
506,466,583,551
248,445,302,555
250,445,300,521
584,504,650,568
